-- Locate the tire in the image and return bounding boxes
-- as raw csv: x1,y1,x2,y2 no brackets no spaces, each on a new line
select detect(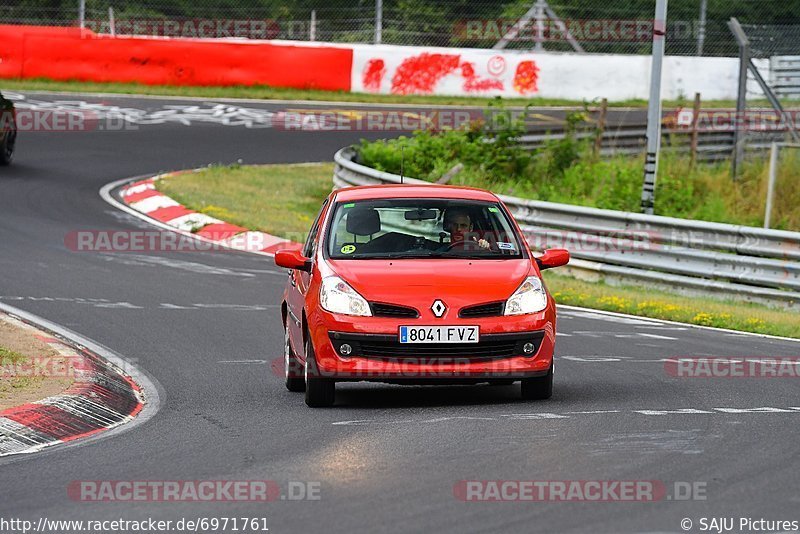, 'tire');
521,364,553,400
0,126,15,166
304,337,335,407
283,324,305,392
